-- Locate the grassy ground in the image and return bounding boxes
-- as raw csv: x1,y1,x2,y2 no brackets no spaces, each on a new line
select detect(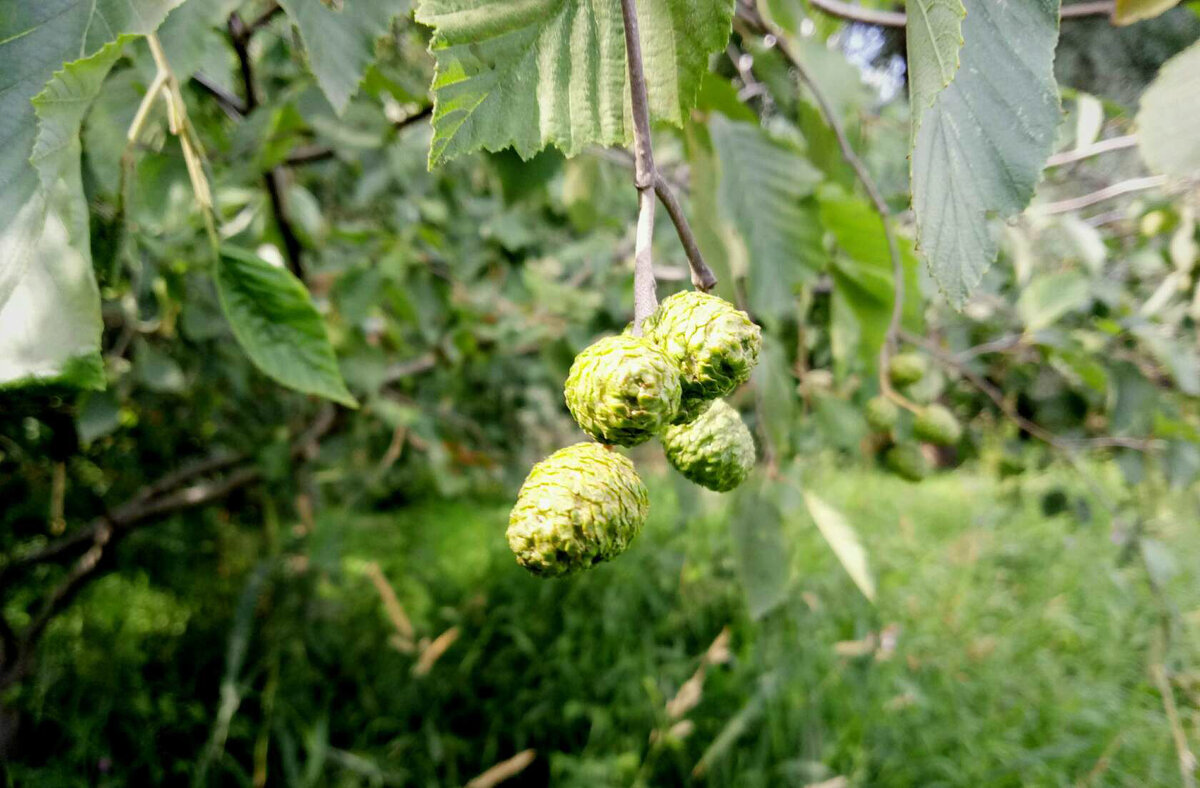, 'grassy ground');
11,459,1200,786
